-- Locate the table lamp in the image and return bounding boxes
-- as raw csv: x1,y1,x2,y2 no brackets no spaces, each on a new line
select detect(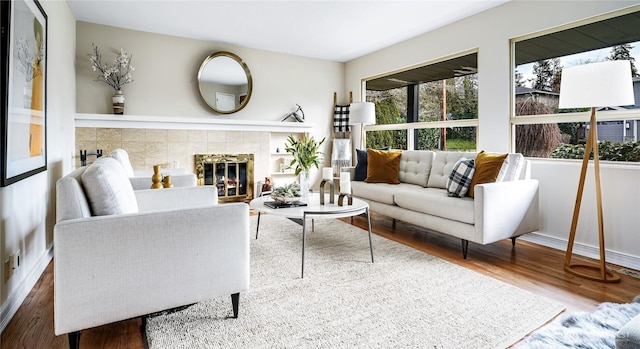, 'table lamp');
558,60,634,283
349,102,376,149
